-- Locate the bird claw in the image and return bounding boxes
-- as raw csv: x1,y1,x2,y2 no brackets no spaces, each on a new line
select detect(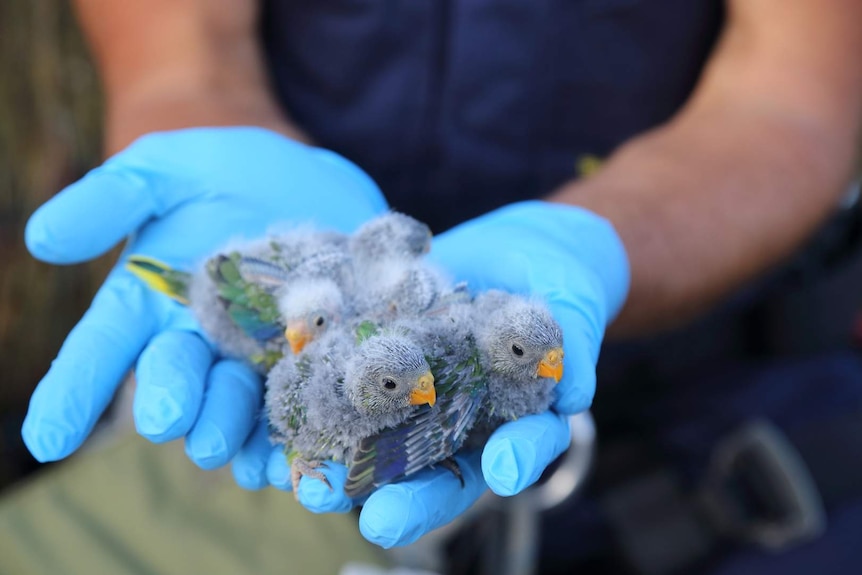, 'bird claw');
440,458,465,488
290,458,333,500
